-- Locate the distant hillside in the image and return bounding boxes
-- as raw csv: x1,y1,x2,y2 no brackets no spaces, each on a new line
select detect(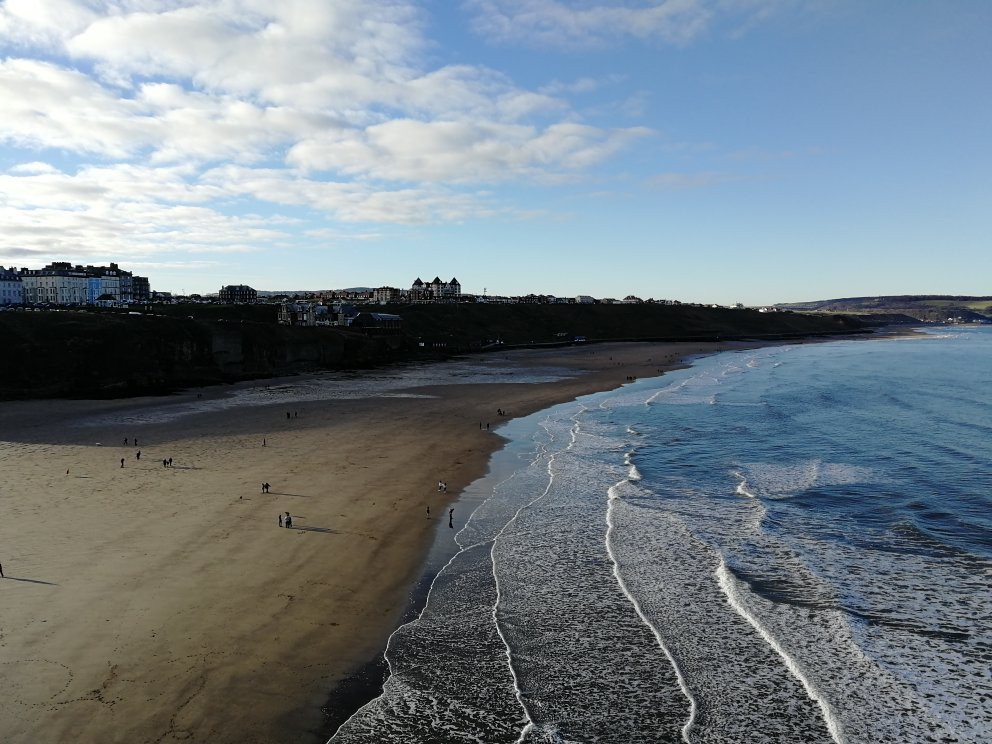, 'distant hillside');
1,303,868,400
776,295,992,323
